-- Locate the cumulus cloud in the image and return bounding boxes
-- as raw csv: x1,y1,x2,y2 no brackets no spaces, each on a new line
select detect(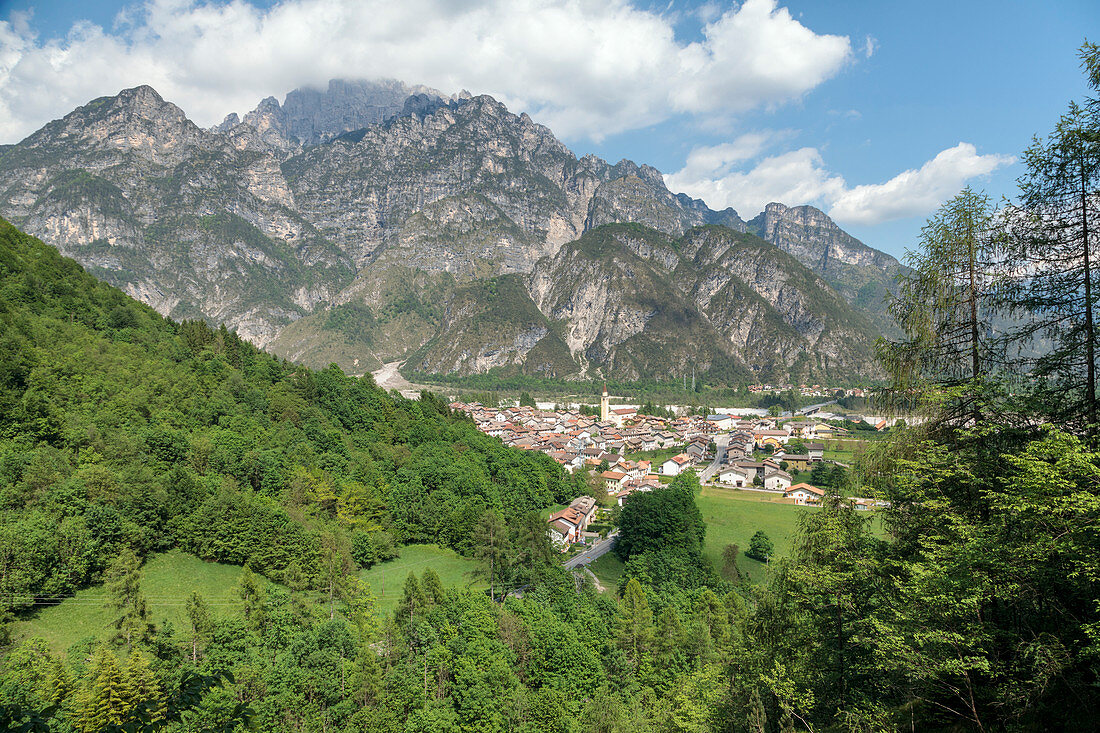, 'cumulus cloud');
666,140,1014,224
828,144,1016,224
0,0,852,143
666,144,845,217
